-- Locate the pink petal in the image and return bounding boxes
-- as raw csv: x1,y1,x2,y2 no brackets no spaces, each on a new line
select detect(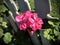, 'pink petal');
36,24,42,29
30,23,37,31
36,18,44,24
23,15,27,22
28,18,34,23
32,13,38,20
15,14,23,22
25,10,31,17
19,23,27,30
